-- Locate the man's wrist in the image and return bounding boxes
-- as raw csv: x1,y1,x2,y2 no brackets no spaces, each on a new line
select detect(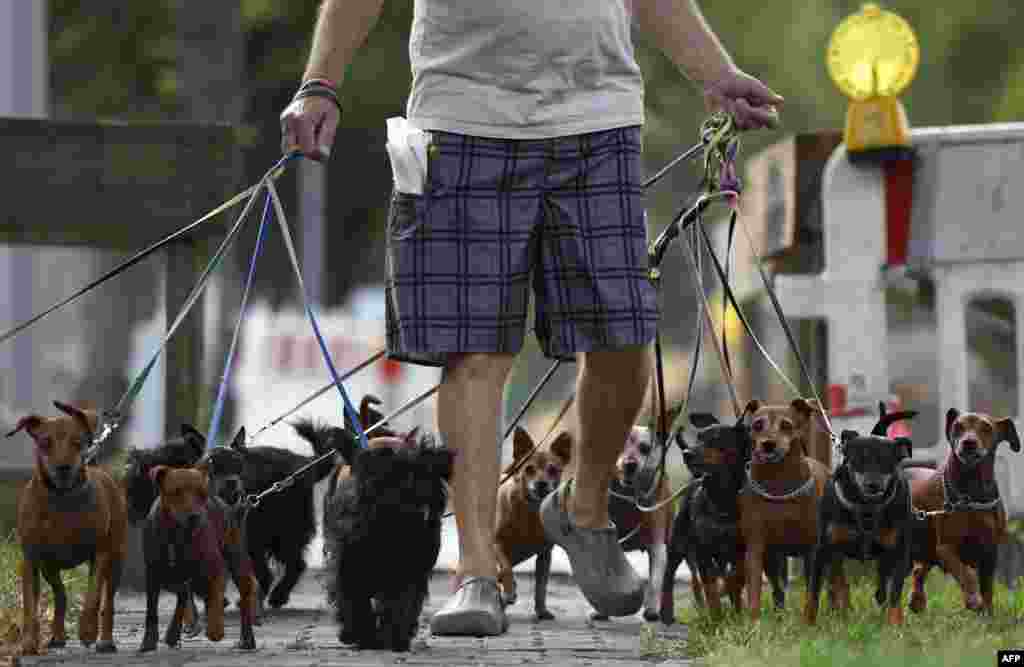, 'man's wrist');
301,75,340,91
